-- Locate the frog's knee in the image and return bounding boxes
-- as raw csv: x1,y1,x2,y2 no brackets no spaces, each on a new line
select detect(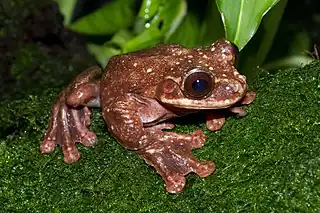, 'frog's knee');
66,82,100,107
